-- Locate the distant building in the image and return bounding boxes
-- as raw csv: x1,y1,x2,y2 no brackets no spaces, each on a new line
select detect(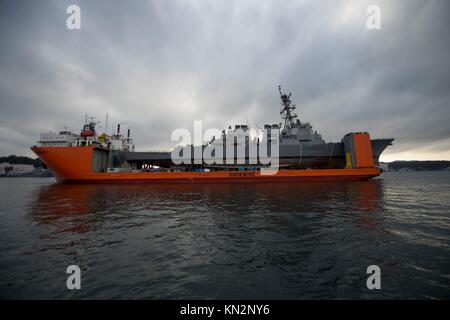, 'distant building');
0,162,34,176
379,162,389,171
